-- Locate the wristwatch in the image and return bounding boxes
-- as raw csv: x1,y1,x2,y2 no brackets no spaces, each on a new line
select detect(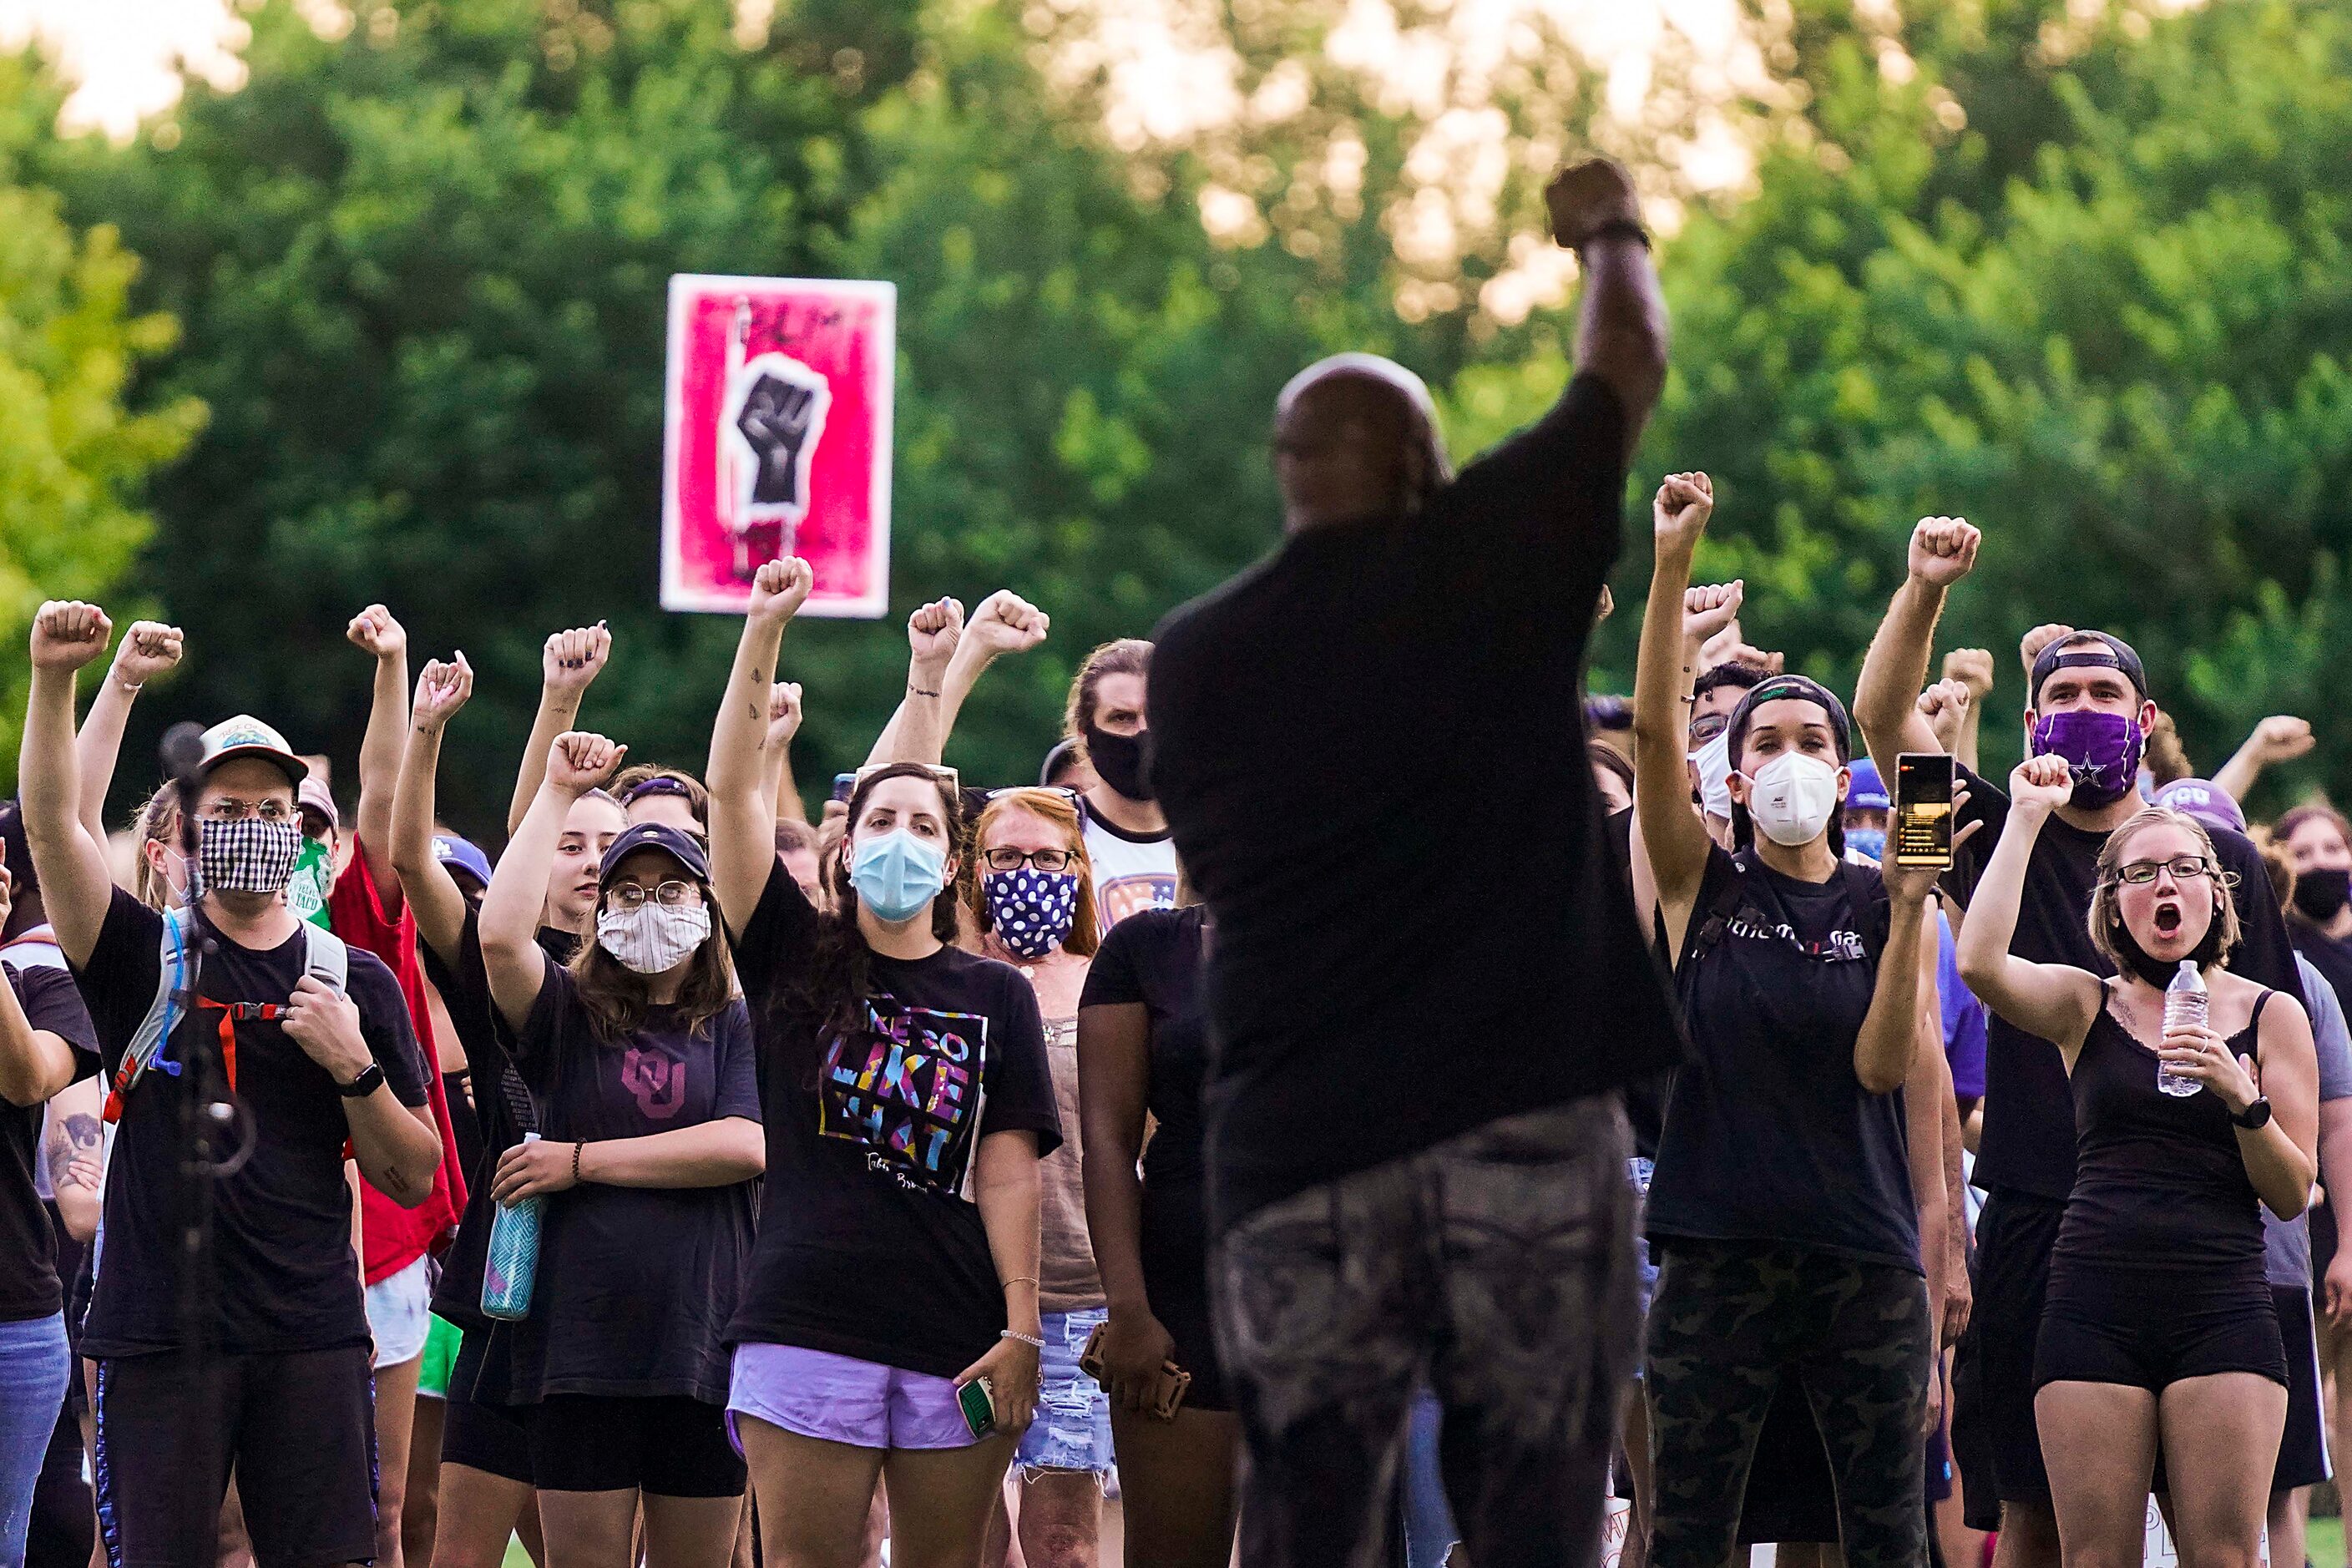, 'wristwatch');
337,1062,387,1100
2229,1096,2274,1130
